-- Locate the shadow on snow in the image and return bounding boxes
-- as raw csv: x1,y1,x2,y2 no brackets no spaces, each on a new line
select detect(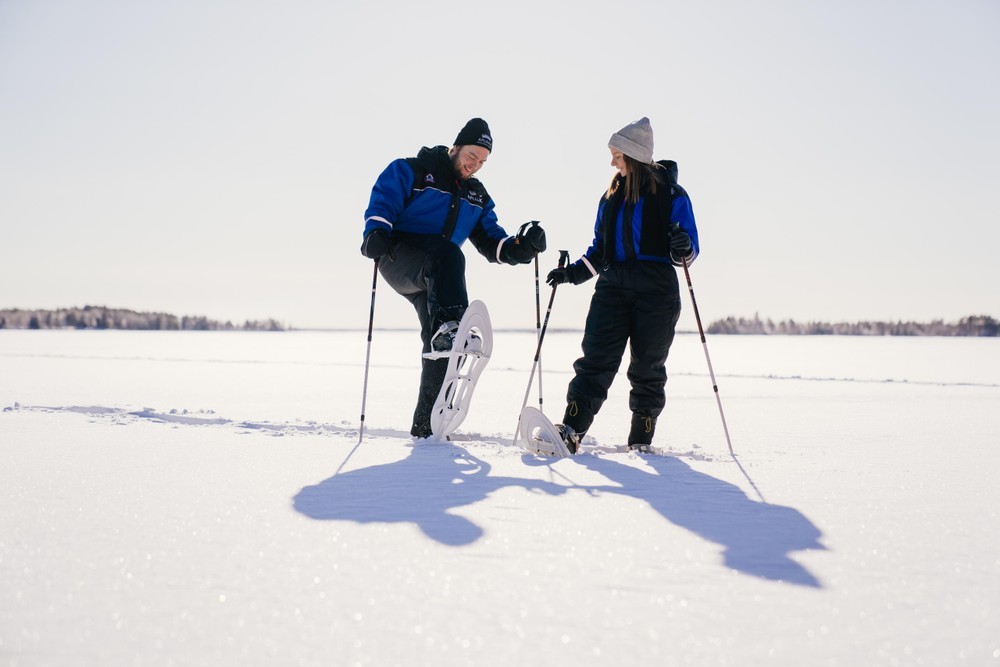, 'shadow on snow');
293,441,825,587
573,453,826,588
293,441,568,547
